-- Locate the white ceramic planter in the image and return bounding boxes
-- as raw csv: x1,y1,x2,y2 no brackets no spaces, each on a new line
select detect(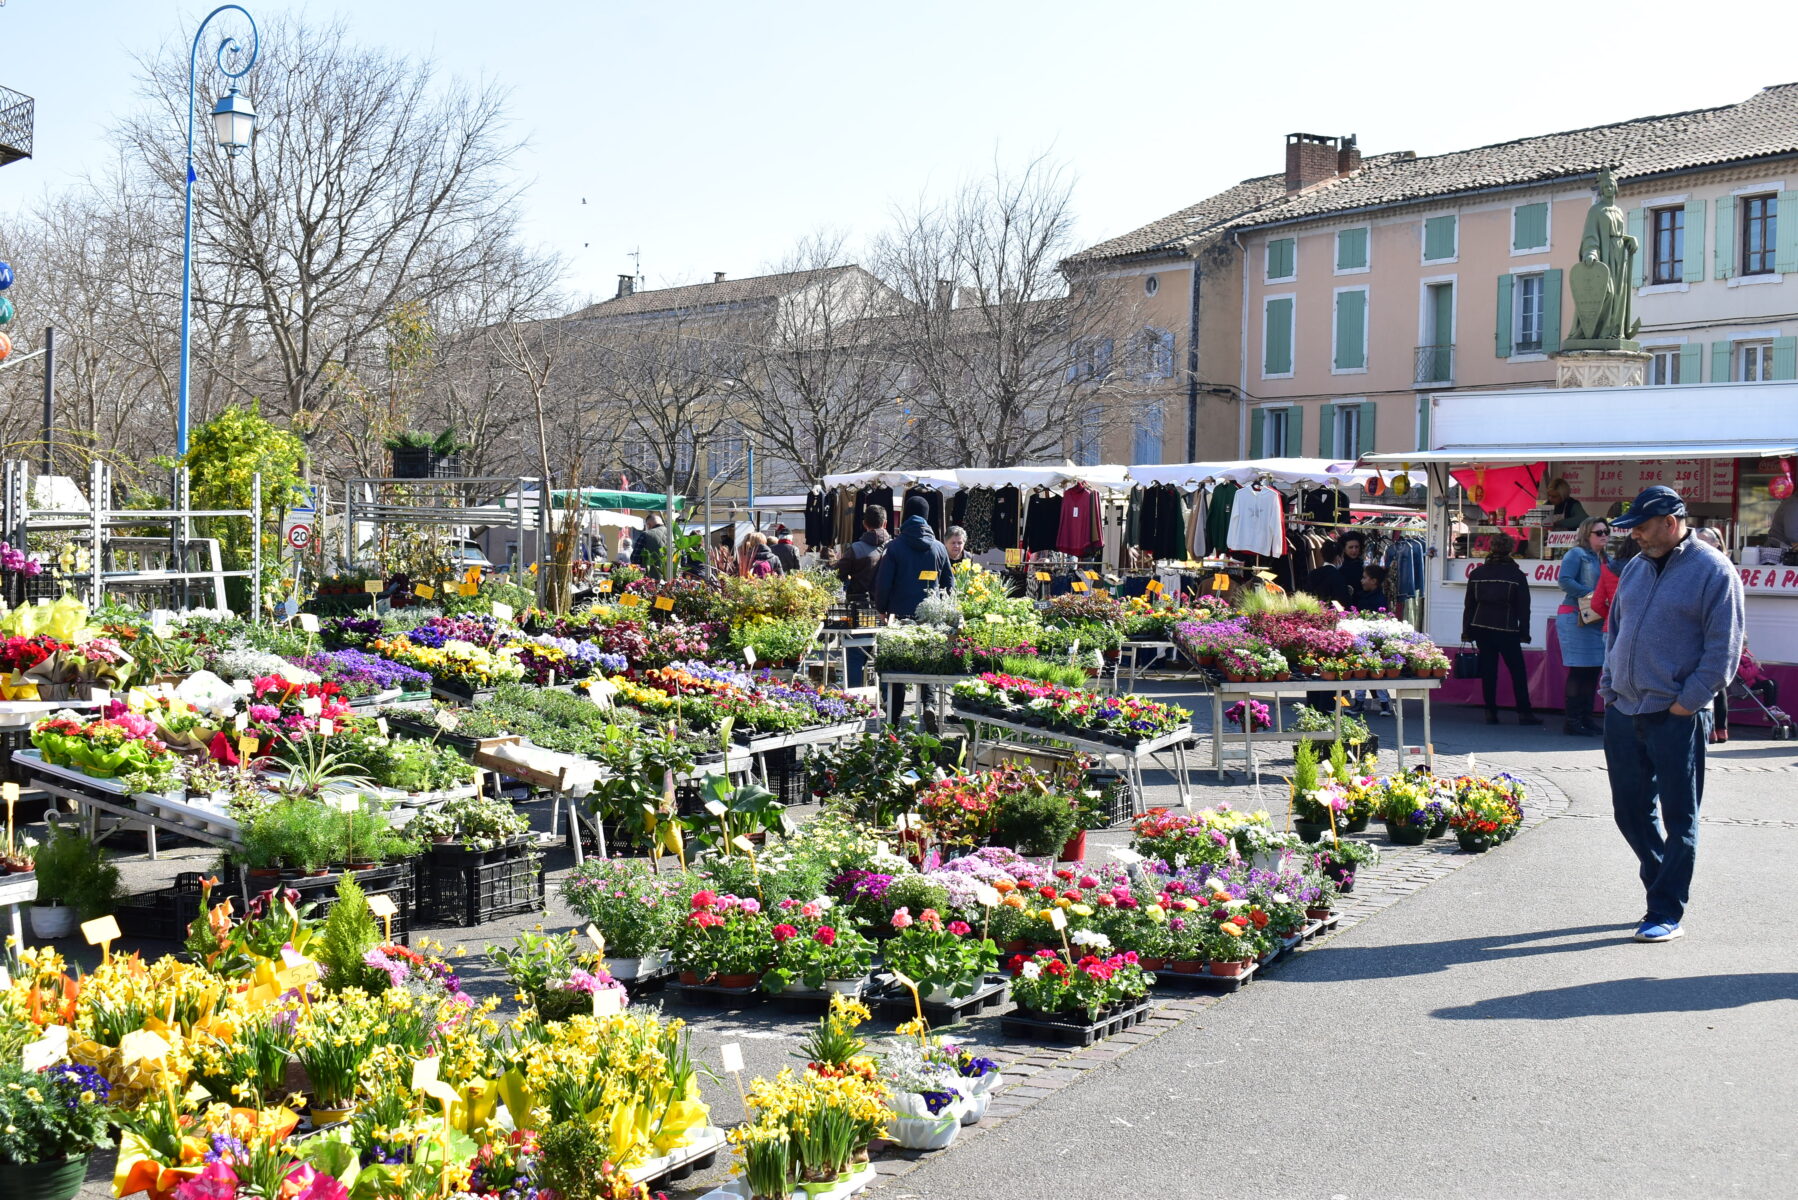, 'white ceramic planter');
604,949,671,980
824,977,866,996
960,1070,1005,1124
887,1090,969,1148
29,903,76,939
